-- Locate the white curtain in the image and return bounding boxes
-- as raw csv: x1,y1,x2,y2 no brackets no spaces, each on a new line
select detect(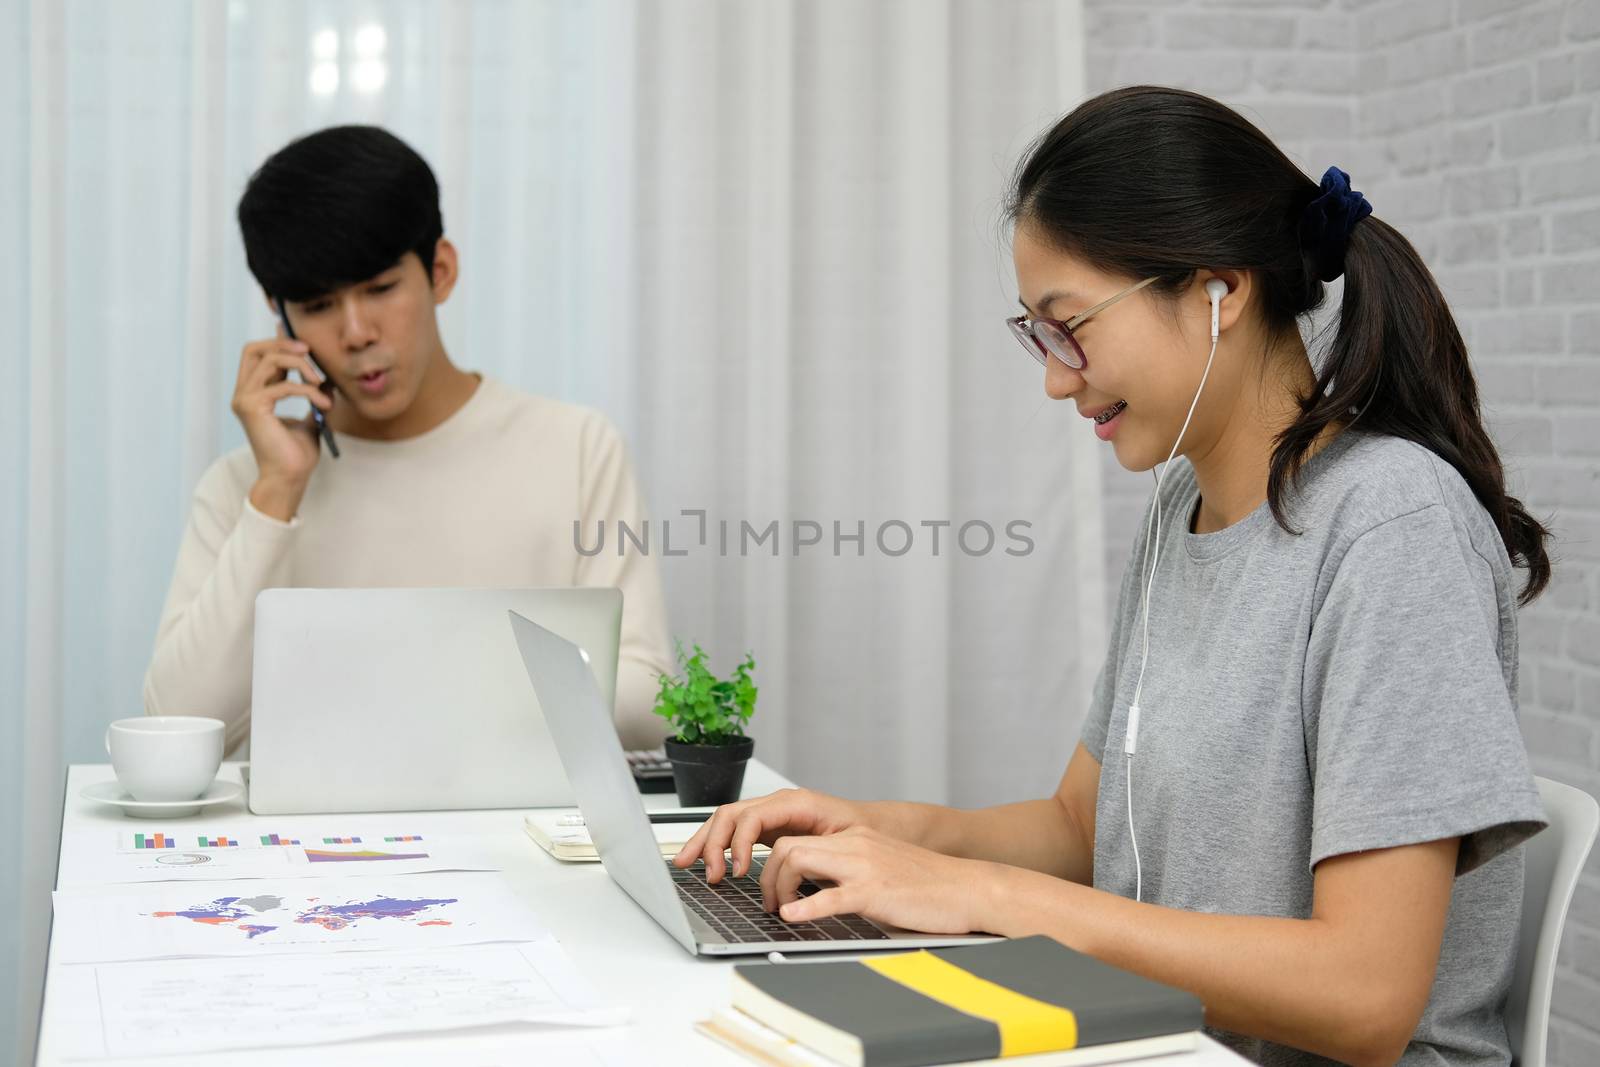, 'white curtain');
4,1,1093,1059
